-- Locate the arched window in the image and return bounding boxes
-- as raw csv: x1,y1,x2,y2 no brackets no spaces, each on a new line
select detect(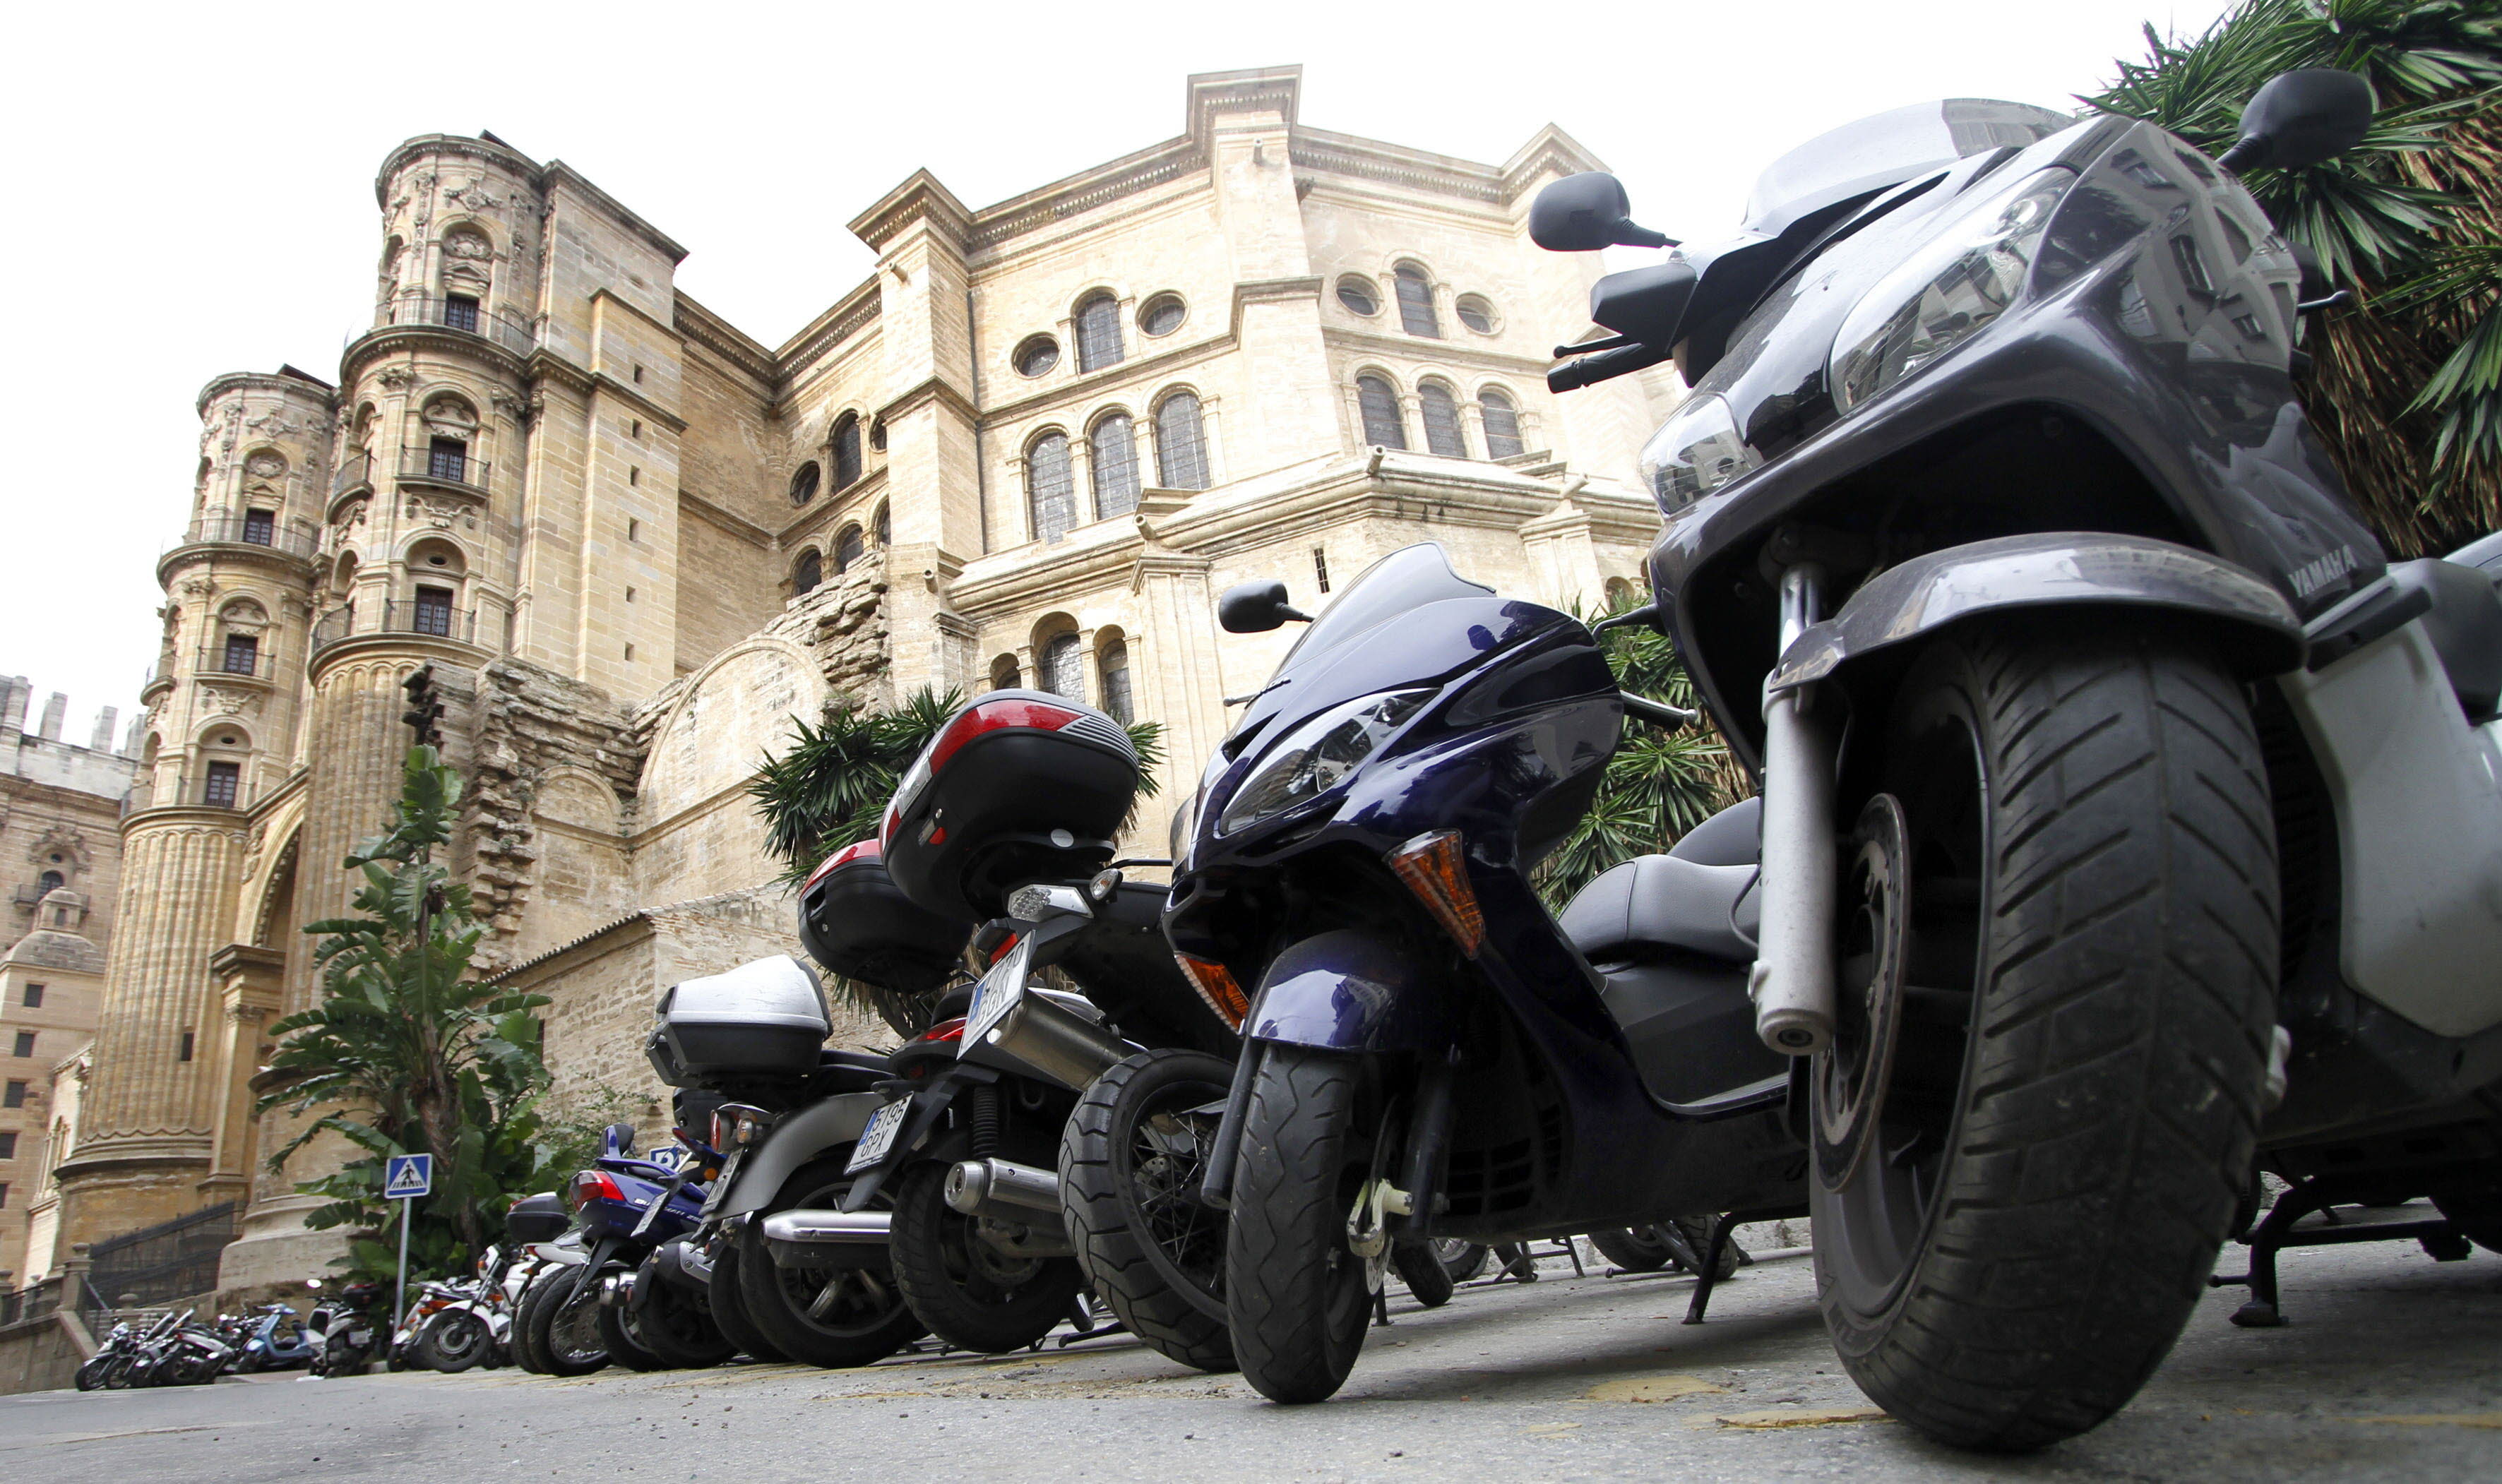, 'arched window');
1040,633,1084,700
1393,265,1440,338
831,414,863,490
37,870,64,896
1479,388,1525,460
1098,639,1134,724
873,501,891,545
1075,292,1124,373
1356,376,1407,450
833,525,866,573
989,654,1022,690
869,417,886,453
1418,381,1466,457
788,462,820,505
1091,413,1140,519
792,549,822,595
1154,393,1208,491
1027,432,1076,543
